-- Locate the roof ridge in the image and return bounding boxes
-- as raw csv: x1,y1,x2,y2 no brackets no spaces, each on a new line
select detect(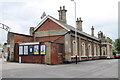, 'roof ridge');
34,15,99,41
